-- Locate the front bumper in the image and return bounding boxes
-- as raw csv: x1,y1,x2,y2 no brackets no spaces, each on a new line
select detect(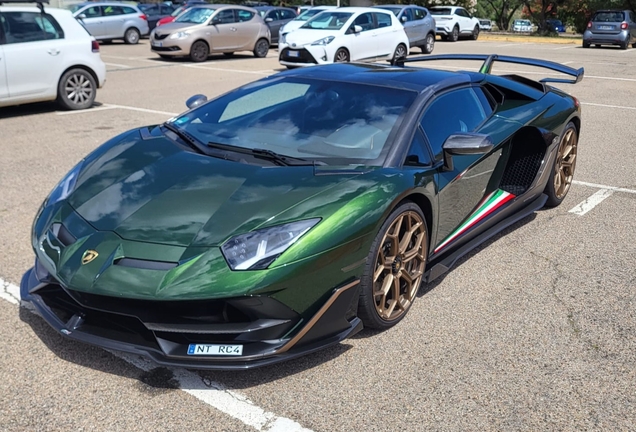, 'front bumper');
20,264,362,370
278,45,331,66
150,36,188,56
583,30,629,46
